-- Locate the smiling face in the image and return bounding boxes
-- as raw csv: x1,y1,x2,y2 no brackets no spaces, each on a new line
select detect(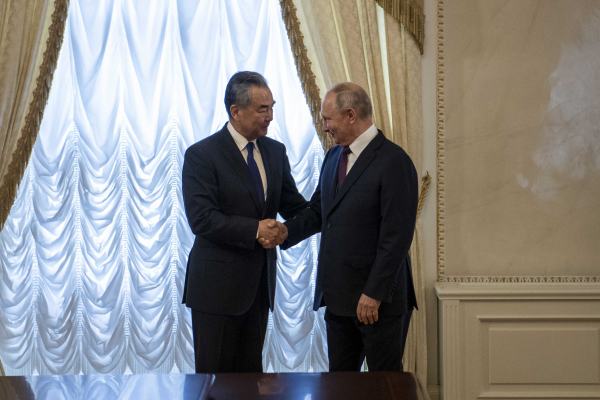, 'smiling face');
230,86,275,141
321,92,355,147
